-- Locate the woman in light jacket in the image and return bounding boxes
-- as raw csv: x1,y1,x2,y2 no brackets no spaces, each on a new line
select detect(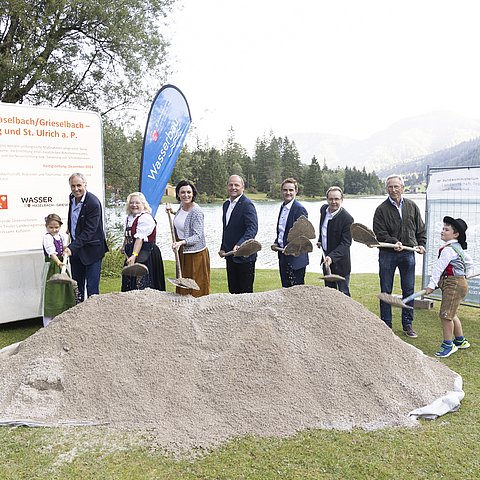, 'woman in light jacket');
166,180,210,296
